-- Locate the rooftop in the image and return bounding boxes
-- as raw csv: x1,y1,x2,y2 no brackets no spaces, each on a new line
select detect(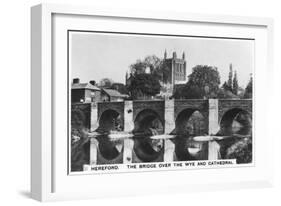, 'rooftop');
102,88,127,98
71,83,101,91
